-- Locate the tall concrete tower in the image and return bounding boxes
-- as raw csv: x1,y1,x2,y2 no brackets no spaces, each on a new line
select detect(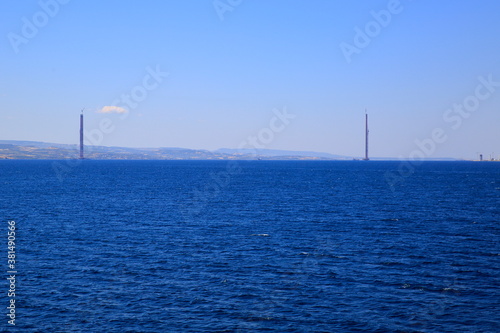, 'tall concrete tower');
364,111,369,161
79,110,84,159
